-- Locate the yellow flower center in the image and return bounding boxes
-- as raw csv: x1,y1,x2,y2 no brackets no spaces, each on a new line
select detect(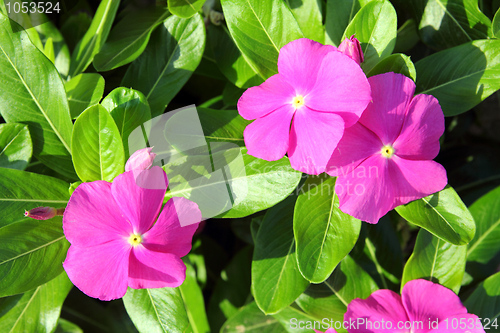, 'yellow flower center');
381,145,395,158
128,233,143,247
291,95,305,109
